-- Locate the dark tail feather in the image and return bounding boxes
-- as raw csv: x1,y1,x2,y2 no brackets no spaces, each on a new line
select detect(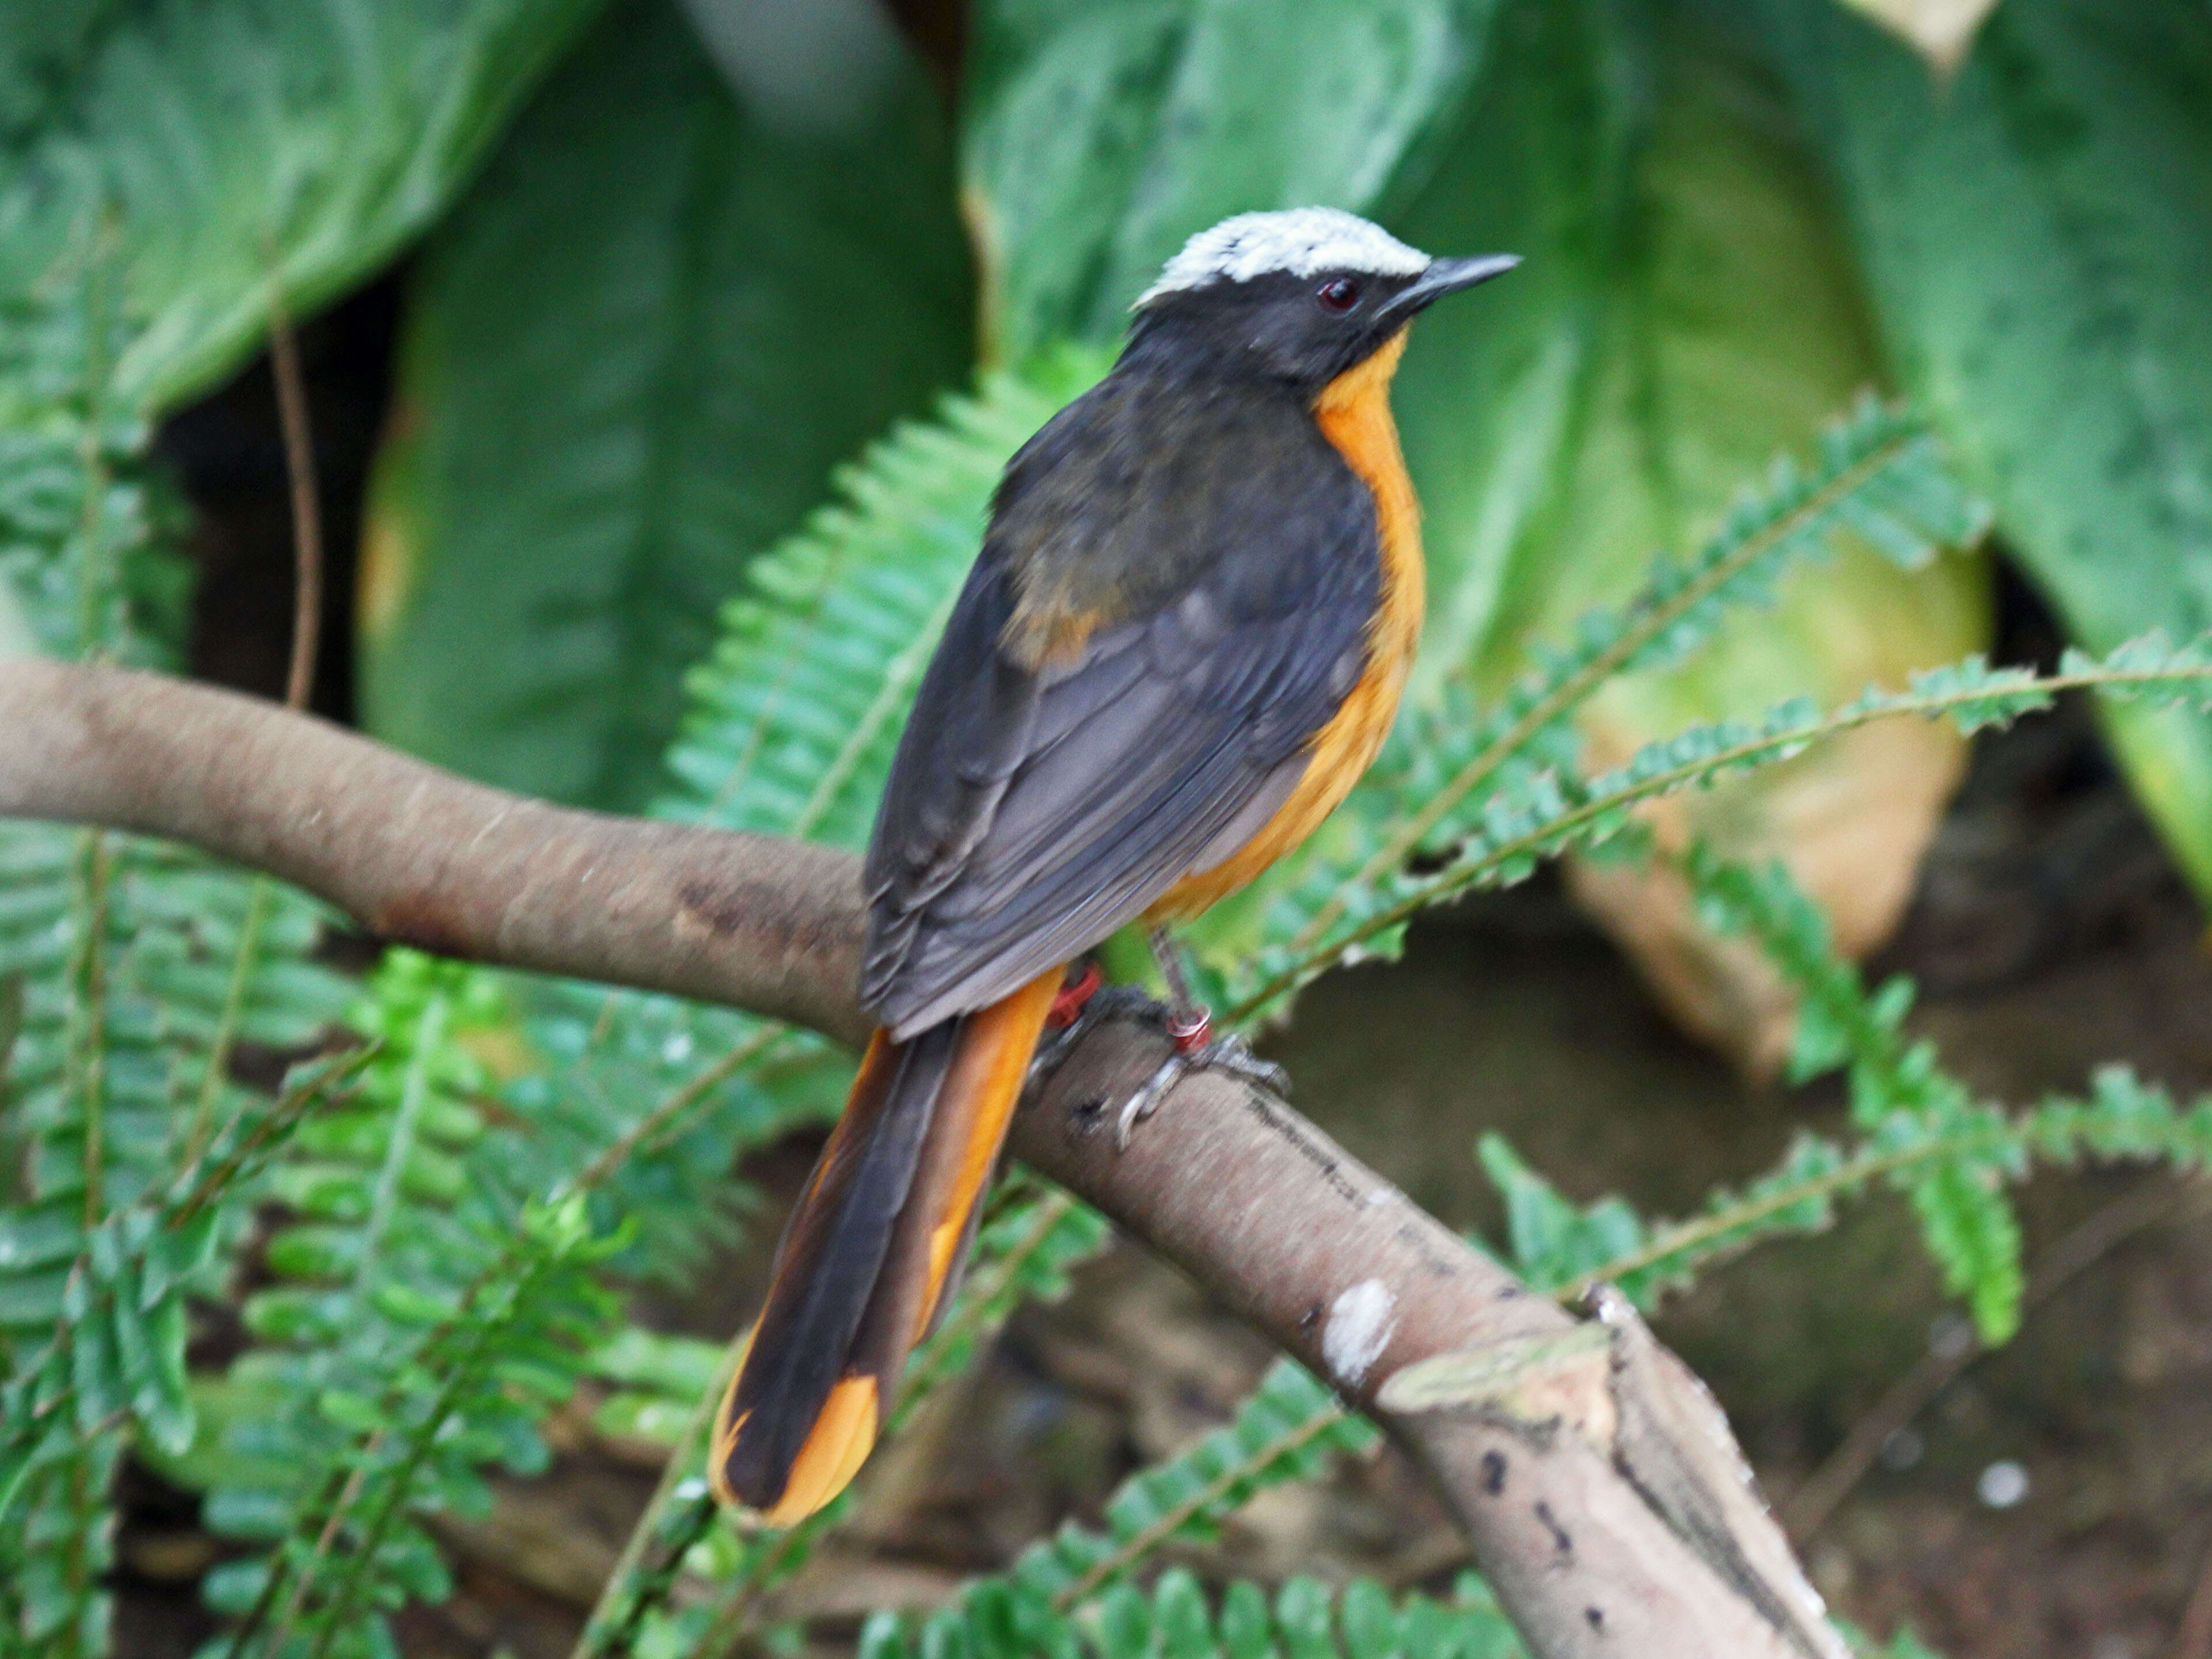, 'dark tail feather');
710,969,1061,1524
